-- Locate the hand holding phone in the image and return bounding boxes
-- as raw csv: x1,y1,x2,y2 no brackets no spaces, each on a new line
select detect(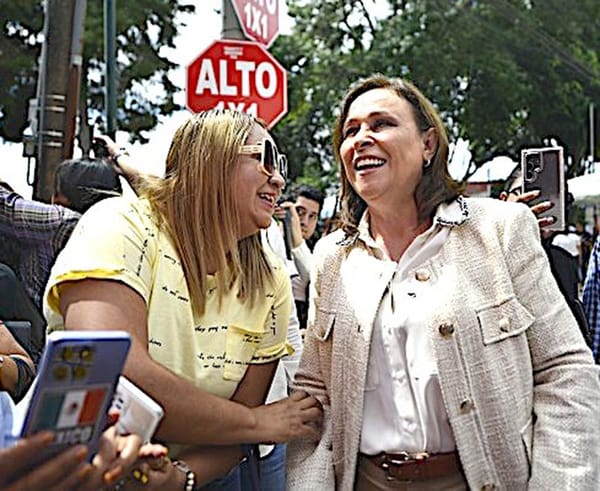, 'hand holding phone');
110,376,164,443
521,146,566,231
91,138,110,159
19,331,131,470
